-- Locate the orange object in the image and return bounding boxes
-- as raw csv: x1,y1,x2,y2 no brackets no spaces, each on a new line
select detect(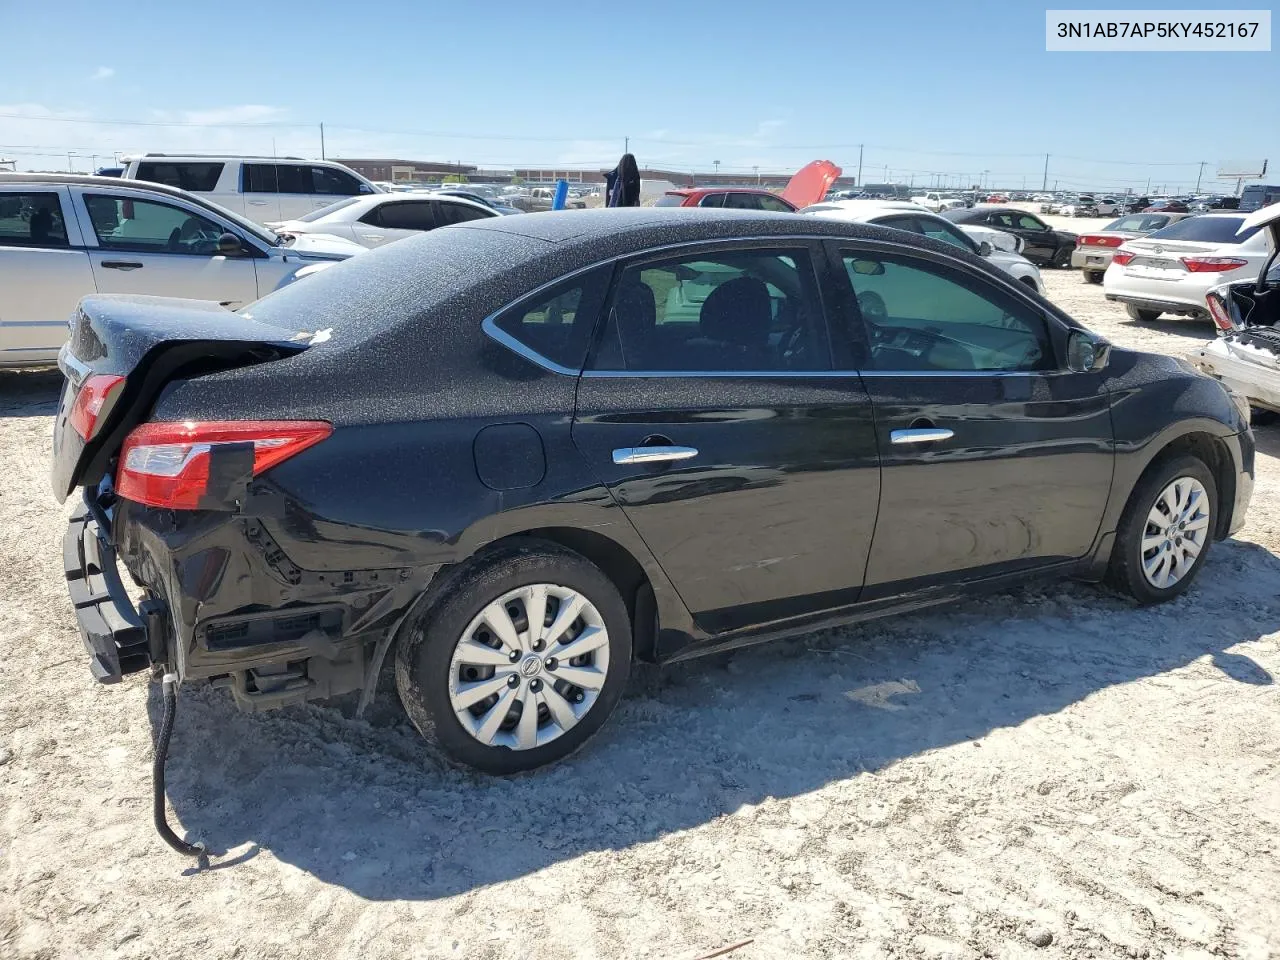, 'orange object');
781,160,842,208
